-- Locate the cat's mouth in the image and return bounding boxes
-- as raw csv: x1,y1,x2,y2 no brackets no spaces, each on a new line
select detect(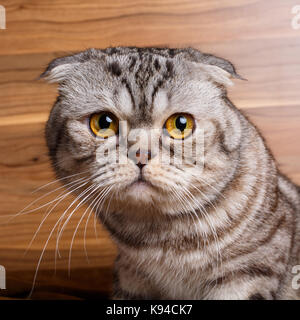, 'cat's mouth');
130,176,153,188
126,173,158,195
